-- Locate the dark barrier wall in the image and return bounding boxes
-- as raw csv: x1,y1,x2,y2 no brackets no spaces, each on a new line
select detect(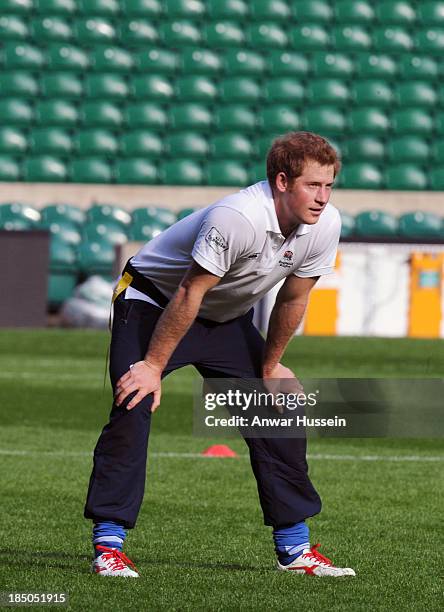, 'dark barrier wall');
0,230,50,327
